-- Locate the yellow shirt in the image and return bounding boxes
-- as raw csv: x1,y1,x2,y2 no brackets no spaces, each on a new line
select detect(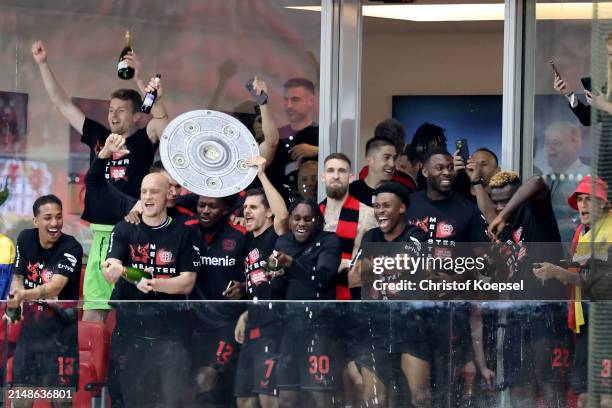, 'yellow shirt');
571,211,612,333
0,233,15,265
